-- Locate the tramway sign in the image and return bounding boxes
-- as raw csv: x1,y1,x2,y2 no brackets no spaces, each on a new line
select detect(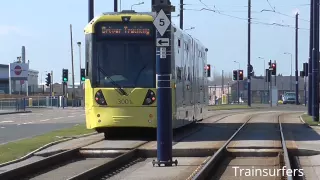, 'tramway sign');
153,9,171,36
156,38,169,46
160,47,167,58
